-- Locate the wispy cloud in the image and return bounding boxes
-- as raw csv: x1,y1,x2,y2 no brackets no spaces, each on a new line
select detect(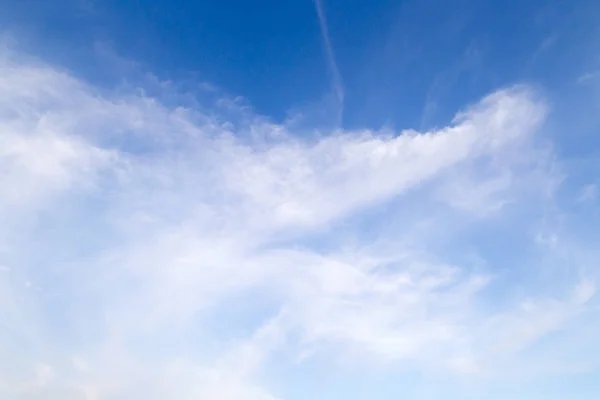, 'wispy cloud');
1,46,599,399
313,0,344,123
577,183,598,203
577,70,600,85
